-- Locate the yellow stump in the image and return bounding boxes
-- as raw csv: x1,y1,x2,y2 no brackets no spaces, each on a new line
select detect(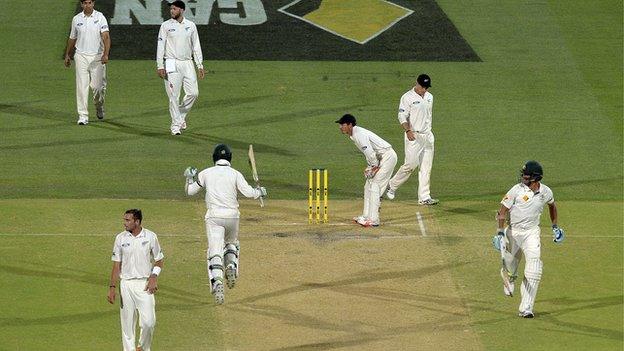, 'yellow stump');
308,170,313,224
315,169,321,223
323,169,328,223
